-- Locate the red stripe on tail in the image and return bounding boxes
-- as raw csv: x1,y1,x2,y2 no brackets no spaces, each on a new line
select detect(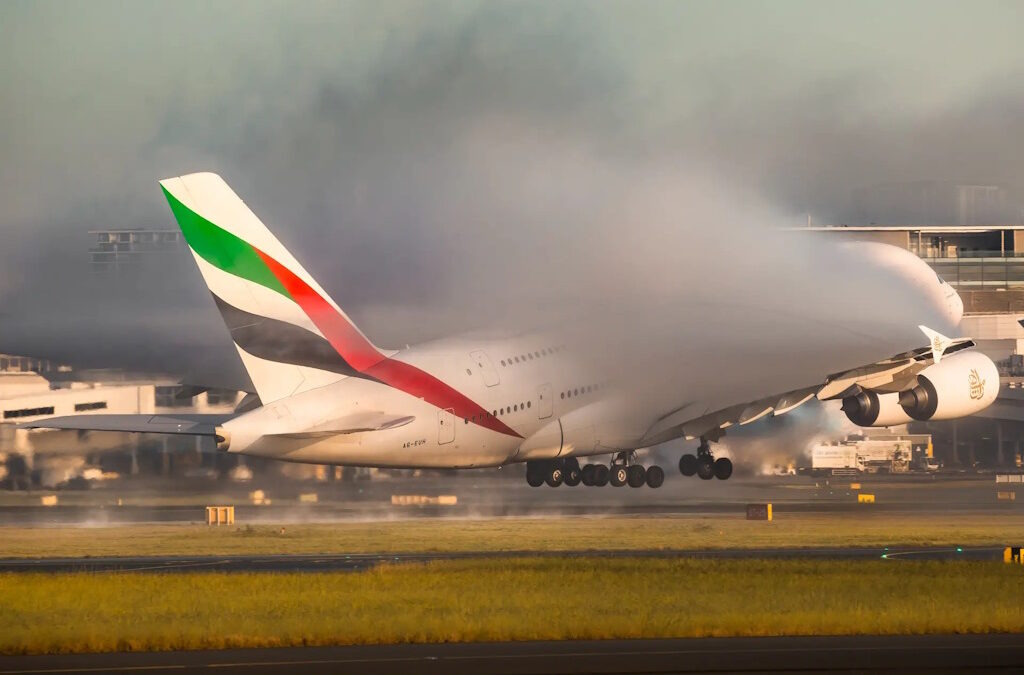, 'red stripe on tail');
255,249,521,438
